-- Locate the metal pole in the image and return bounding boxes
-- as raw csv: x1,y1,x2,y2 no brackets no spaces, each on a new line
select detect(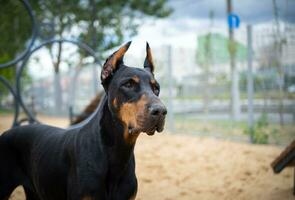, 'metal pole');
167,45,174,132
247,25,254,143
92,64,99,95
227,0,240,121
